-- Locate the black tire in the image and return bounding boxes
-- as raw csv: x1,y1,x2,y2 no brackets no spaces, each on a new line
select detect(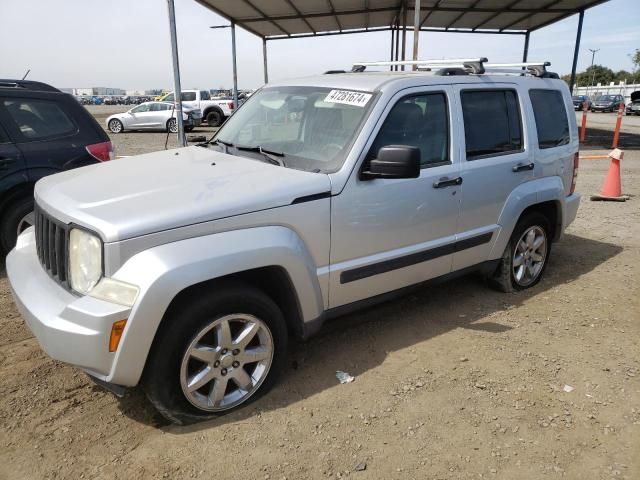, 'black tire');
108,118,124,134
488,212,551,293
166,118,178,133
142,284,288,425
0,195,34,254
206,109,223,127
